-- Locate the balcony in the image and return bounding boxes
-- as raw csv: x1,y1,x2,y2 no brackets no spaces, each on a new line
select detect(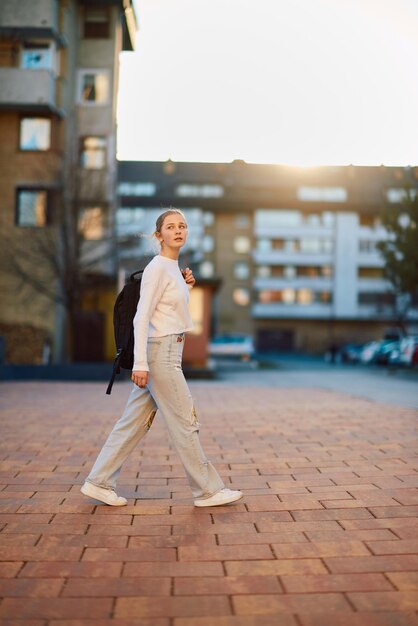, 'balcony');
254,276,332,291
0,68,58,113
0,0,61,42
252,303,333,319
253,250,333,266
